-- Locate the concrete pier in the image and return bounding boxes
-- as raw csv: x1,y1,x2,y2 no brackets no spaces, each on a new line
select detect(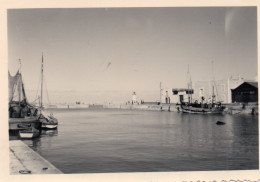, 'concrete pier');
9,140,62,174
